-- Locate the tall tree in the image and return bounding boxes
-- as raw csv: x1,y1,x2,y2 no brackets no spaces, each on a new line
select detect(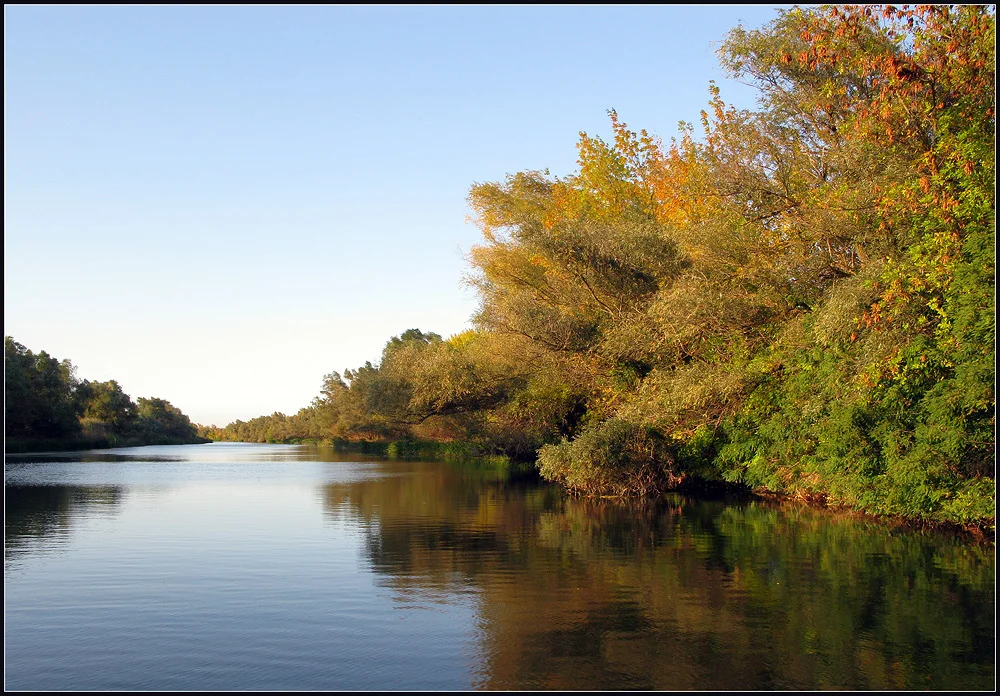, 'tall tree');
4,336,80,439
